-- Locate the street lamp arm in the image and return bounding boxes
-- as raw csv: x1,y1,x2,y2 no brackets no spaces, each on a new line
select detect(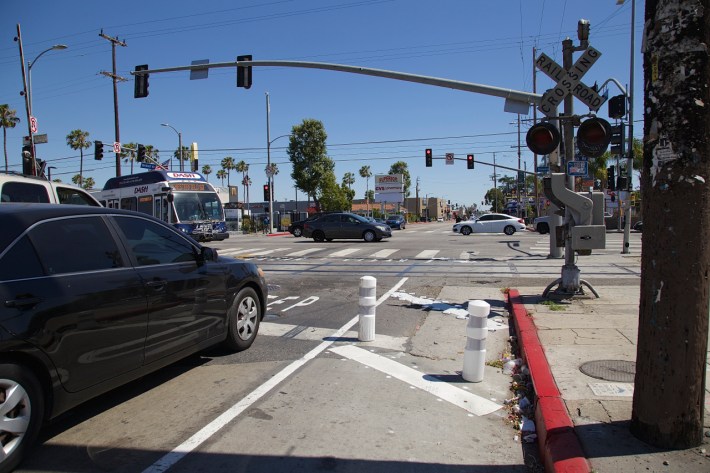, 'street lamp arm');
269,134,292,146
598,78,628,99
29,44,68,70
